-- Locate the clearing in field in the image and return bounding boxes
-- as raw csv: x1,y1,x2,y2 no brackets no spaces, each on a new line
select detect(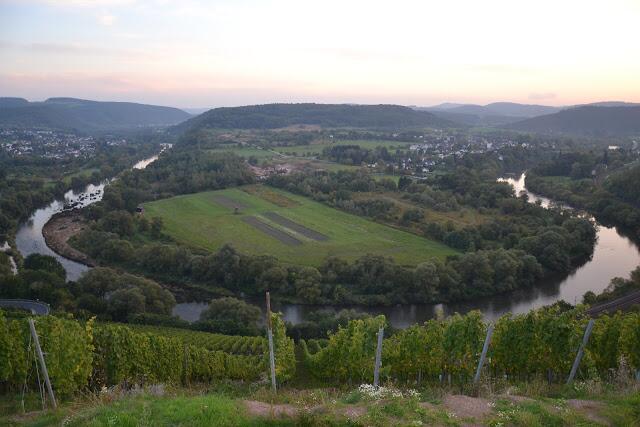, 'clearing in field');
143,186,457,266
